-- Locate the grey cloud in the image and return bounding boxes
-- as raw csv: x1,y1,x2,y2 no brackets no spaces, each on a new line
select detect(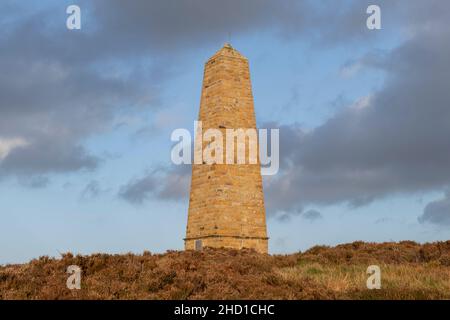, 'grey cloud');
18,176,50,189
83,0,327,56
86,0,408,54
80,180,104,201
104,0,450,224
0,2,158,181
119,175,158,205
0,1,297,183
301,210,323,222
0,0,411,183
119,165,191,205
0,140,98,176
110,0,450,222
2,0,448,223
1,0,313,66
264,1,450,217
419,194,450,226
